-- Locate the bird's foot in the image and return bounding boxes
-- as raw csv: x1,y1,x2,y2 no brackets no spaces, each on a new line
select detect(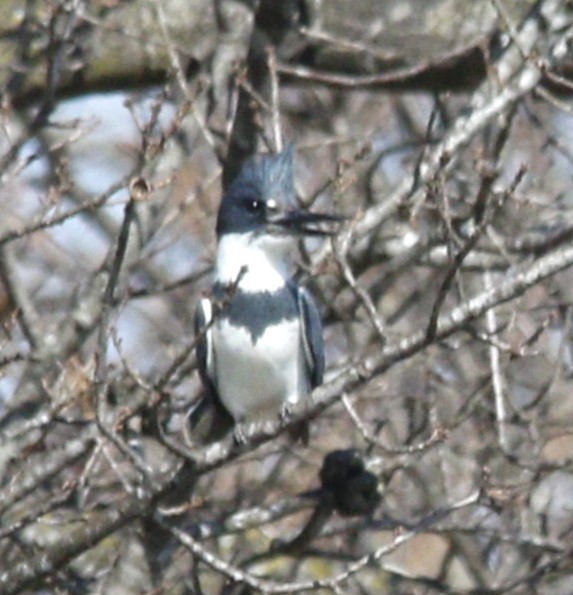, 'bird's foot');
279,402,295,426
233,422,249,445
280,402,310,444
233,419,272,444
